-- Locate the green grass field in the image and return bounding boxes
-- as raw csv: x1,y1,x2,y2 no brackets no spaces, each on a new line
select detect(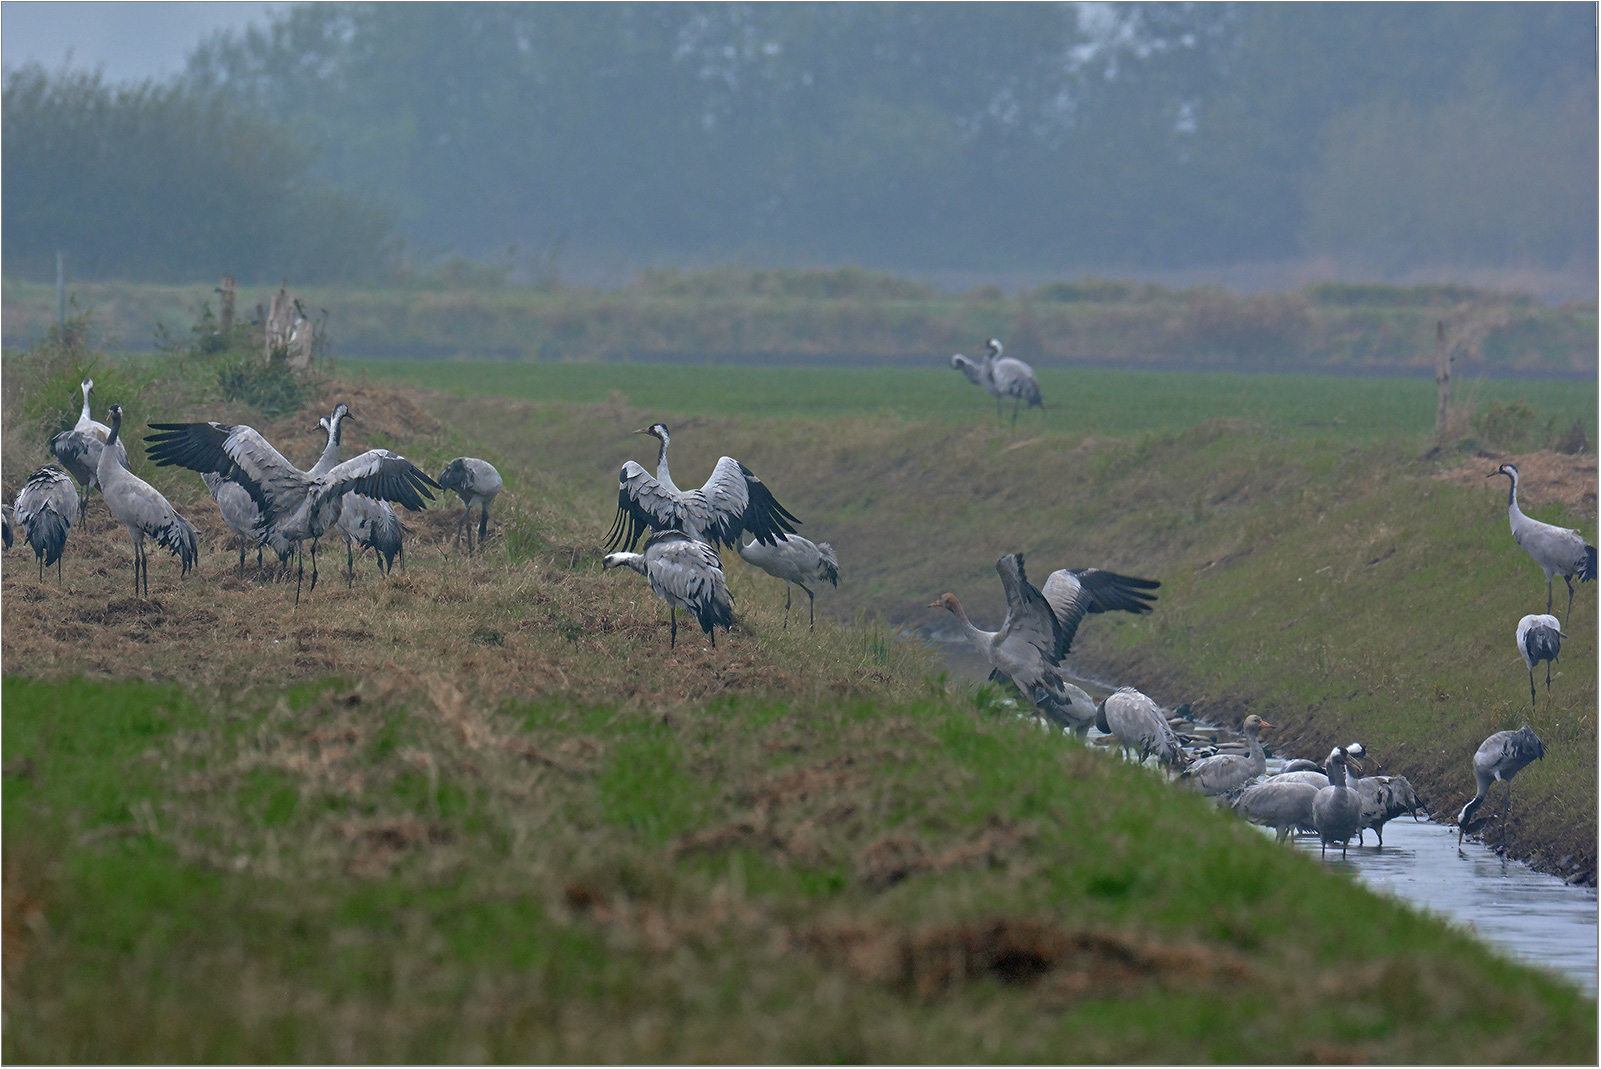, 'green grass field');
3,340,1596,1061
